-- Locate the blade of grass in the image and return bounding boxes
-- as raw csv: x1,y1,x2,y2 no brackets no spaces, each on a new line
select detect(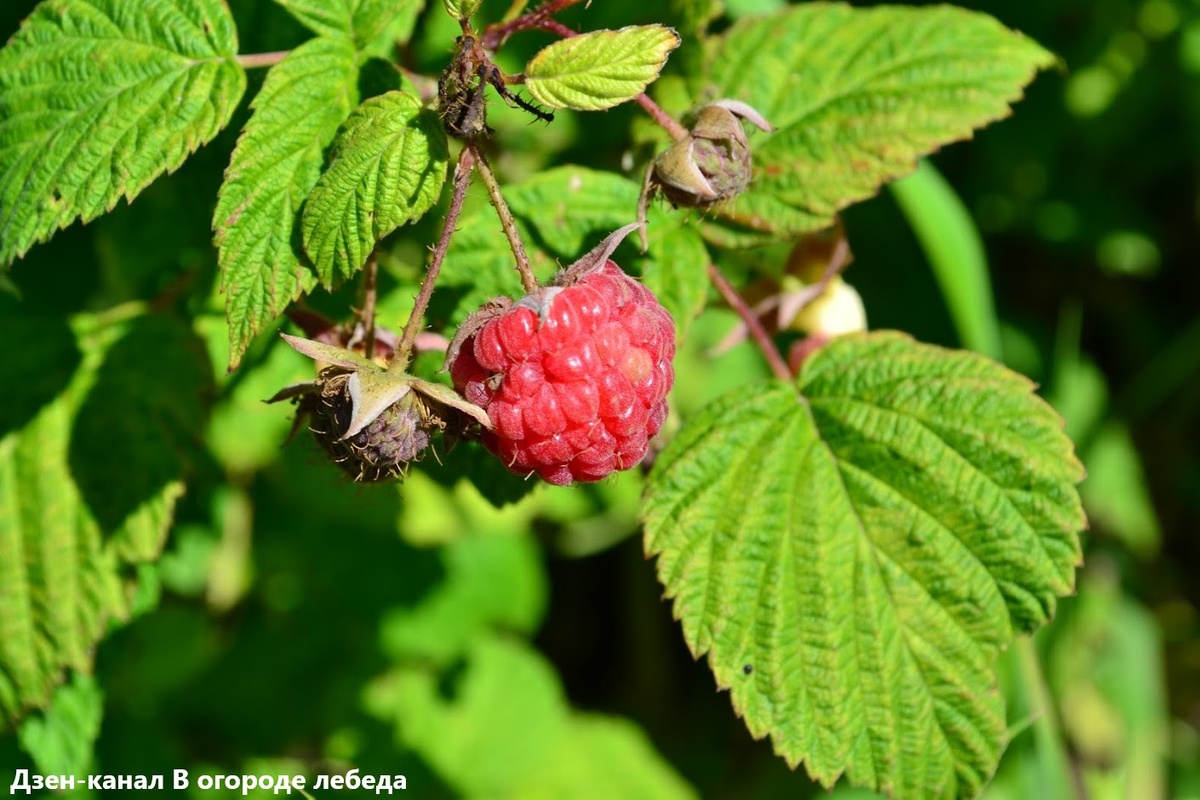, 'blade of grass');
889,159,1002,360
